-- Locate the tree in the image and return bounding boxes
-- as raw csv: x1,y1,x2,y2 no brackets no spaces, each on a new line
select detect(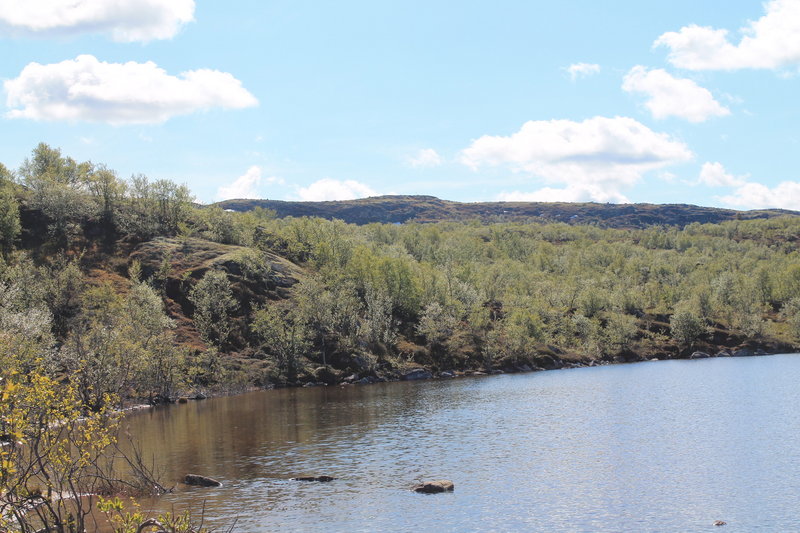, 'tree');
18,143,94,247
85,164,126,227
252,305,311,381
189,270,238,347
0,186,20,256
670,309,705,348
